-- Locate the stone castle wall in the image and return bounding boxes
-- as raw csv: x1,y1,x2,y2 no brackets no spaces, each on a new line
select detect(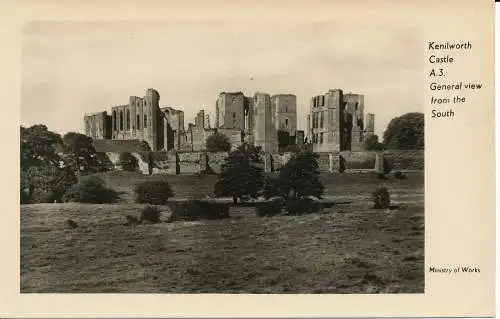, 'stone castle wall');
97,148,423,175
